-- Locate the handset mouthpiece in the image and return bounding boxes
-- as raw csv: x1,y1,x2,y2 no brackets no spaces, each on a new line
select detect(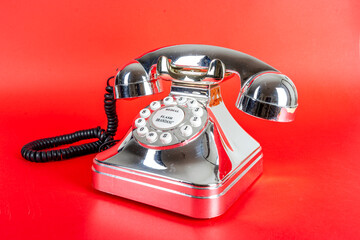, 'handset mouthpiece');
114,61,163,99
